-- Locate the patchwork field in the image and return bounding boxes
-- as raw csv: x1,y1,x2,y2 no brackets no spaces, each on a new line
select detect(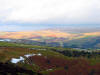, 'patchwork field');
0,30,100,40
